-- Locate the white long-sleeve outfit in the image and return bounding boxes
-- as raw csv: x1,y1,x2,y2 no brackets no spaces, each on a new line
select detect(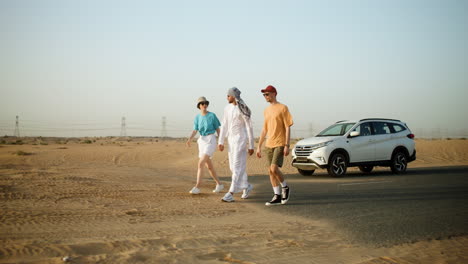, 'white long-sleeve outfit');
218,104,255,193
